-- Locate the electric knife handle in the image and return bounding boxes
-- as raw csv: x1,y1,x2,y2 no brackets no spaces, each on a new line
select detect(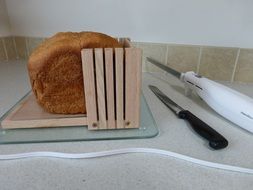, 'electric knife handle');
178,110,228,150
181,71,253,133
